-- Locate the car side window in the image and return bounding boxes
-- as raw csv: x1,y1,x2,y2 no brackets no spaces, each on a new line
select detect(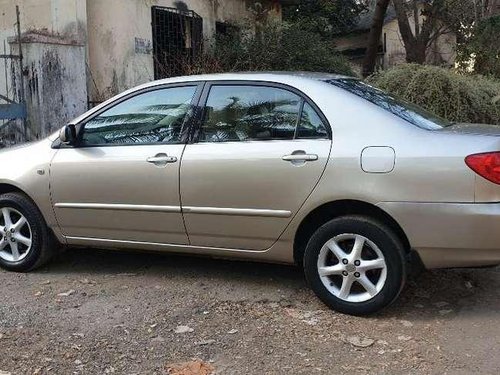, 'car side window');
80,86,197,146
199,85,302,142
296,102,329,139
